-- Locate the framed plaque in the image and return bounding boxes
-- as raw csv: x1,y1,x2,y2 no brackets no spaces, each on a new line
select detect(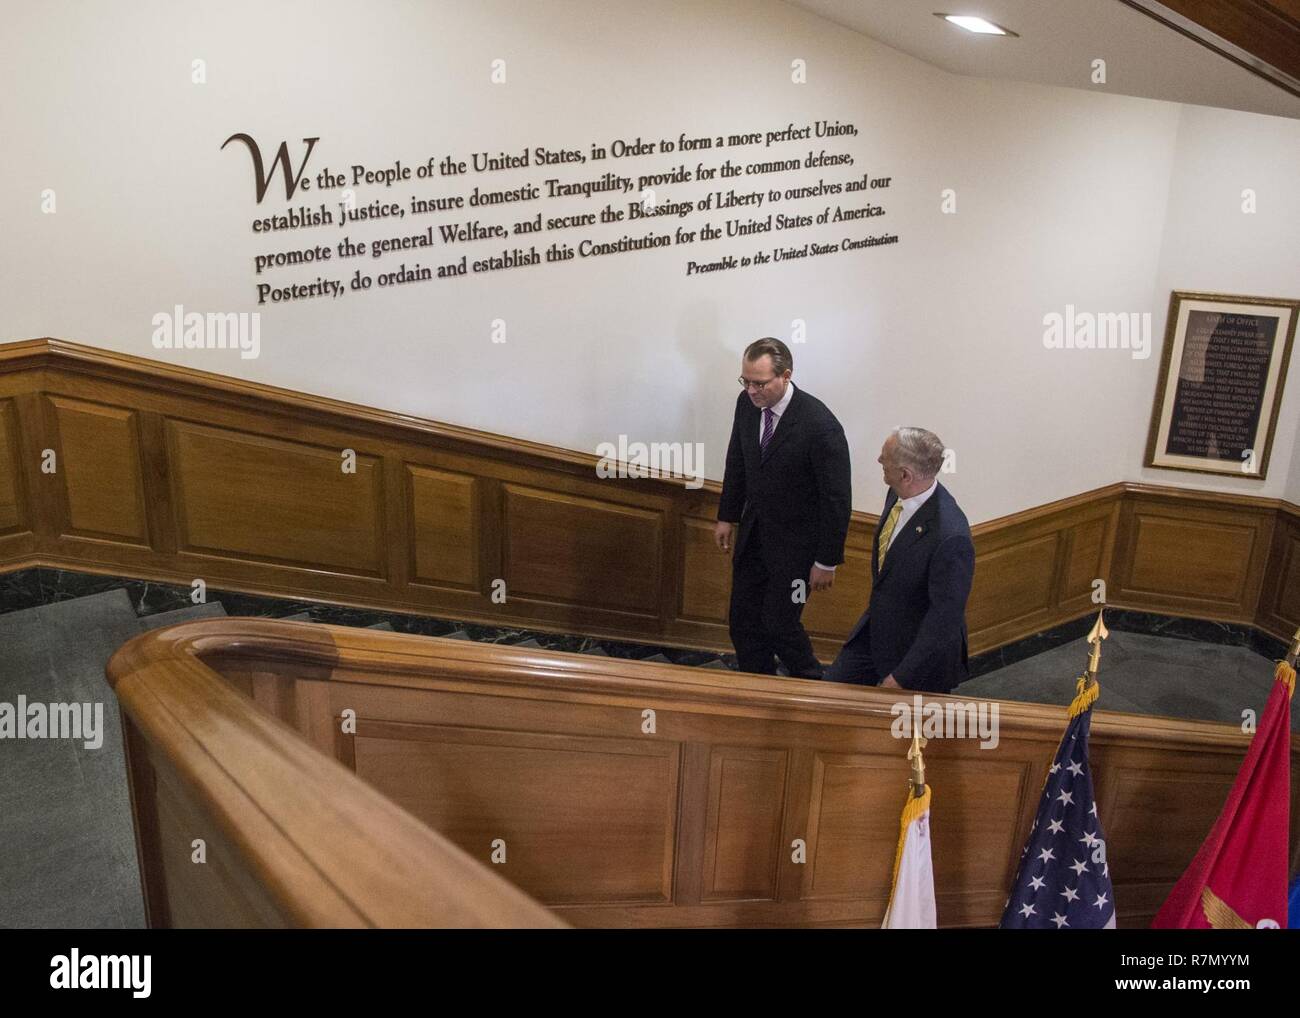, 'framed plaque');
1145,290,1298,479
